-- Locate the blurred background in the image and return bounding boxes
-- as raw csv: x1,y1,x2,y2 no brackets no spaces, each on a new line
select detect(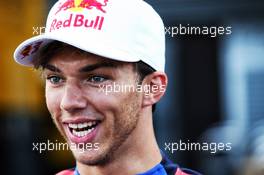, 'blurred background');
0,0,264,174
